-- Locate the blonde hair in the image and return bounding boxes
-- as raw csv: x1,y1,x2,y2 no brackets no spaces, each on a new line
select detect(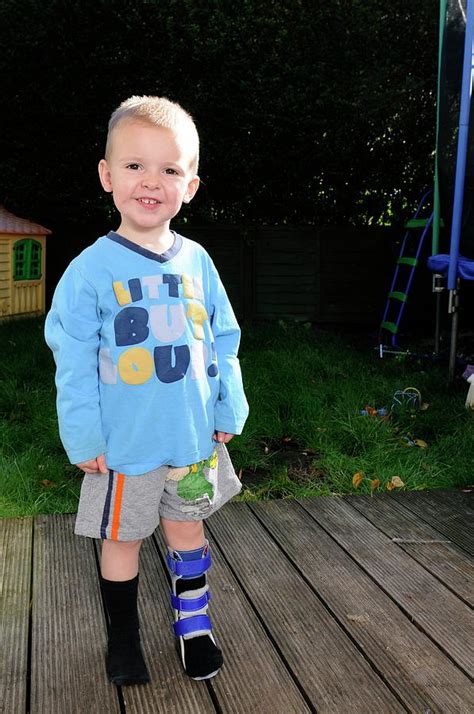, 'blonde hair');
105,95,200,172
